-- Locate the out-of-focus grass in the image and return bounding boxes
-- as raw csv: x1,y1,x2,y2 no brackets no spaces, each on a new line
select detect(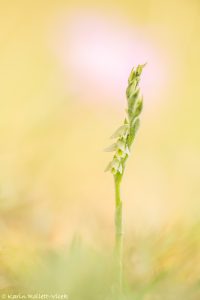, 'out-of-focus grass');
1,225,200,299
